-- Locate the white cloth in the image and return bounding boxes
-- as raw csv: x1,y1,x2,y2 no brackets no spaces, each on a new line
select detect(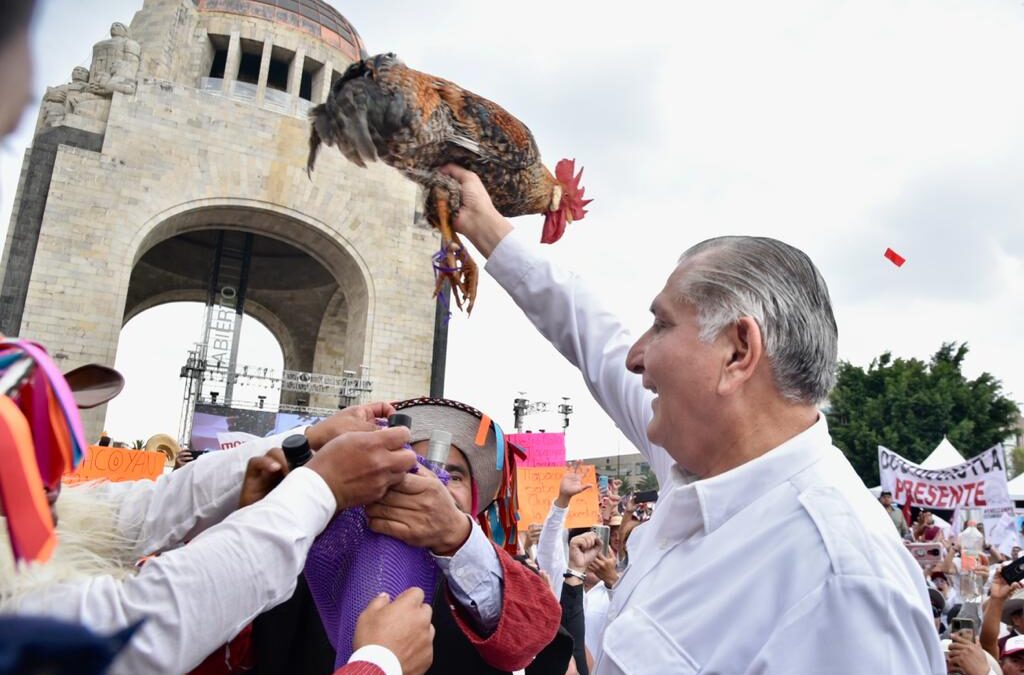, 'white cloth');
584,582,610,656
486,227,945,674
4,430,384,674
431,519,504,633
349,645,402,675
538,501,569,597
